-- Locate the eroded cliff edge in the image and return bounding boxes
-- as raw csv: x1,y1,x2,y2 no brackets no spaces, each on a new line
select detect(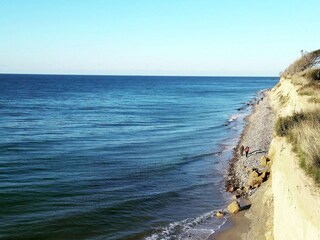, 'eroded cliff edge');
269,73,320,240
